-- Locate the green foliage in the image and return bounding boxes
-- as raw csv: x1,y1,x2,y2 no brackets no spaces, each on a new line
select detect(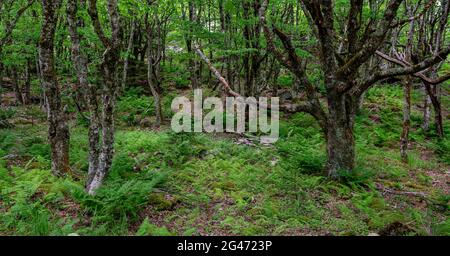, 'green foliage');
80,172,166,223
277,113,326,174
435,138,450,164
1,0,449,237
277,74,294,88
0,167,80,235
136,218,172,236
0,108,15,120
